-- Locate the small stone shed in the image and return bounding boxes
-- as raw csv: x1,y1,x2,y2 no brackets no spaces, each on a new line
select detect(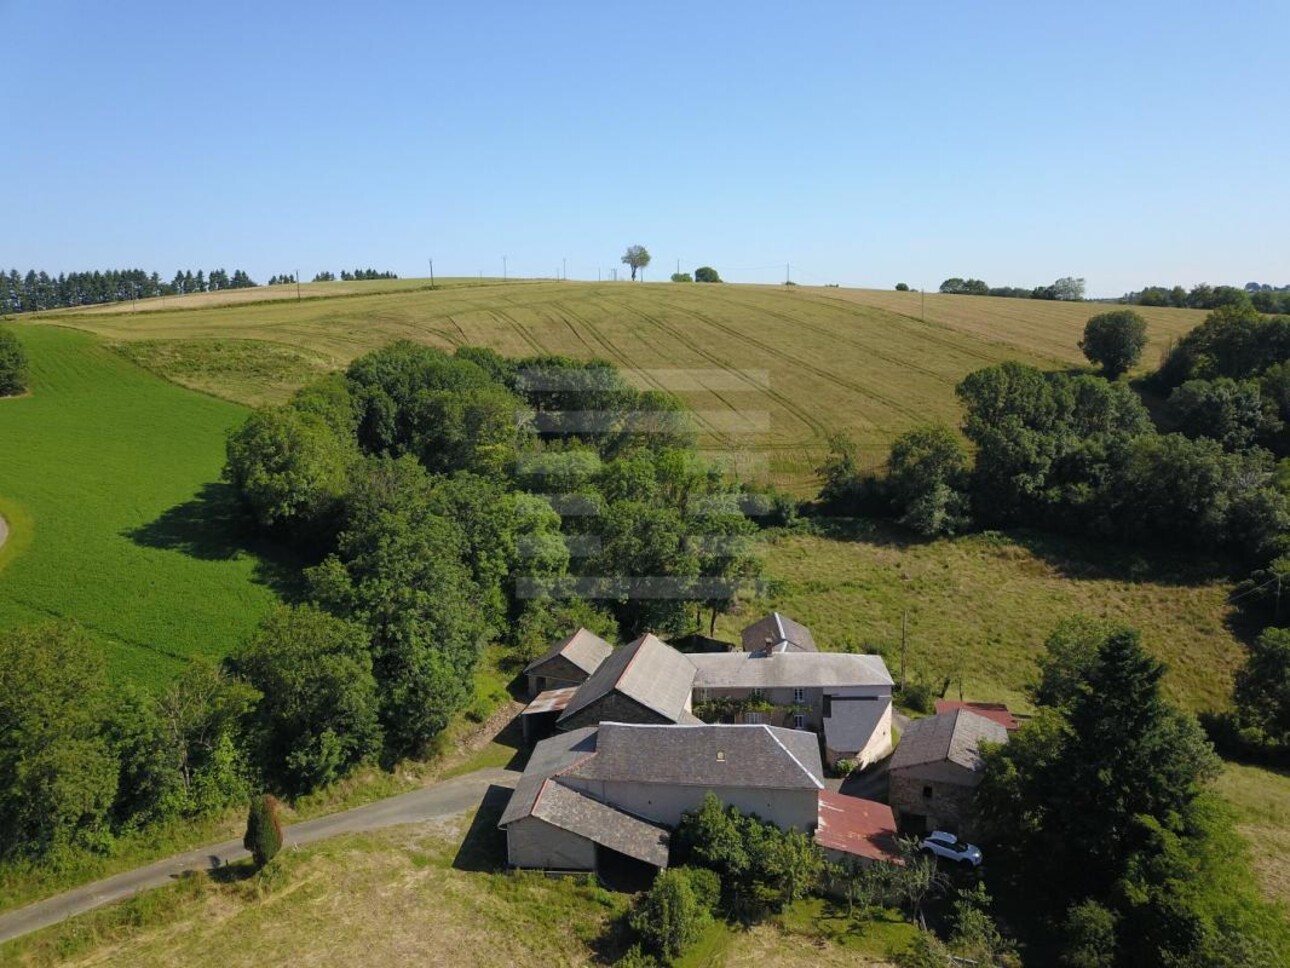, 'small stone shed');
888,708,1008,841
